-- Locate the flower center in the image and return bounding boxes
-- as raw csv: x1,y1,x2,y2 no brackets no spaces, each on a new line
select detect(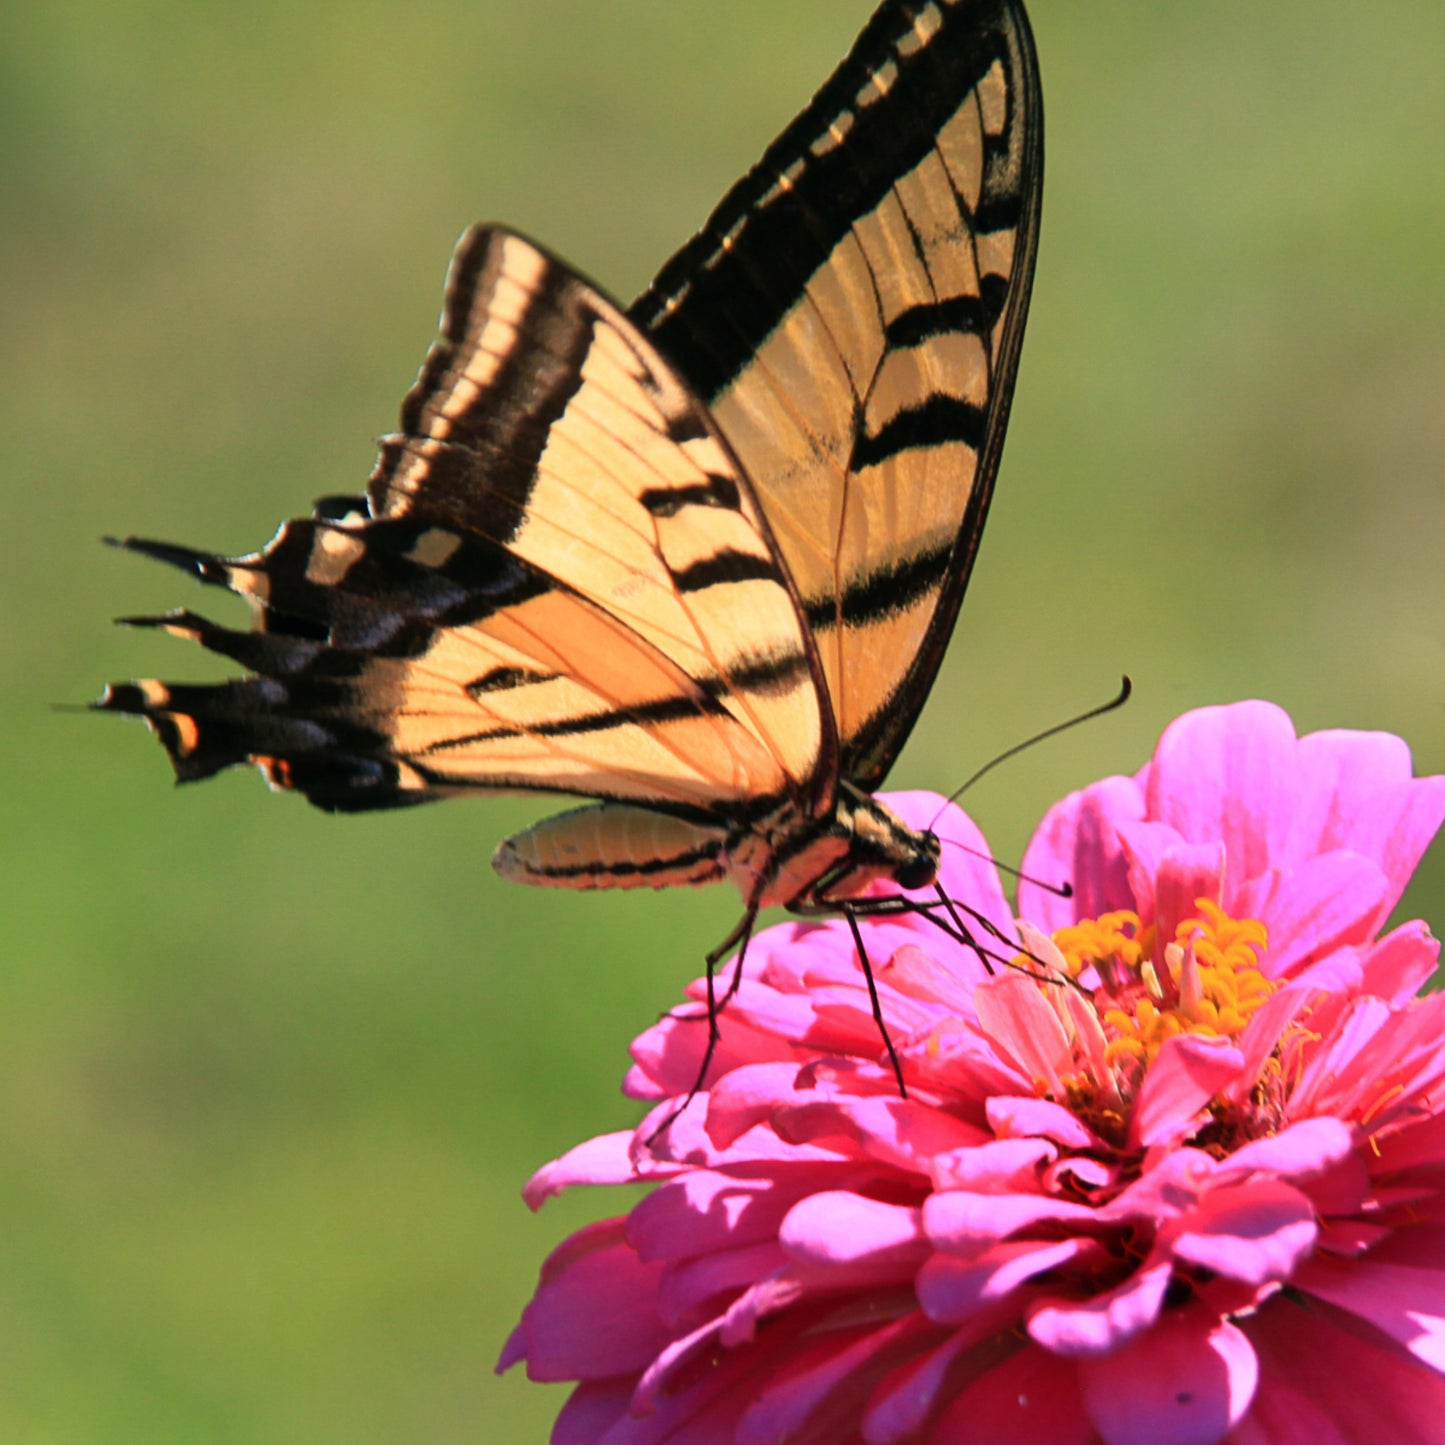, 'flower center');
1048,899,1274,1066
997,899,1279,1150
